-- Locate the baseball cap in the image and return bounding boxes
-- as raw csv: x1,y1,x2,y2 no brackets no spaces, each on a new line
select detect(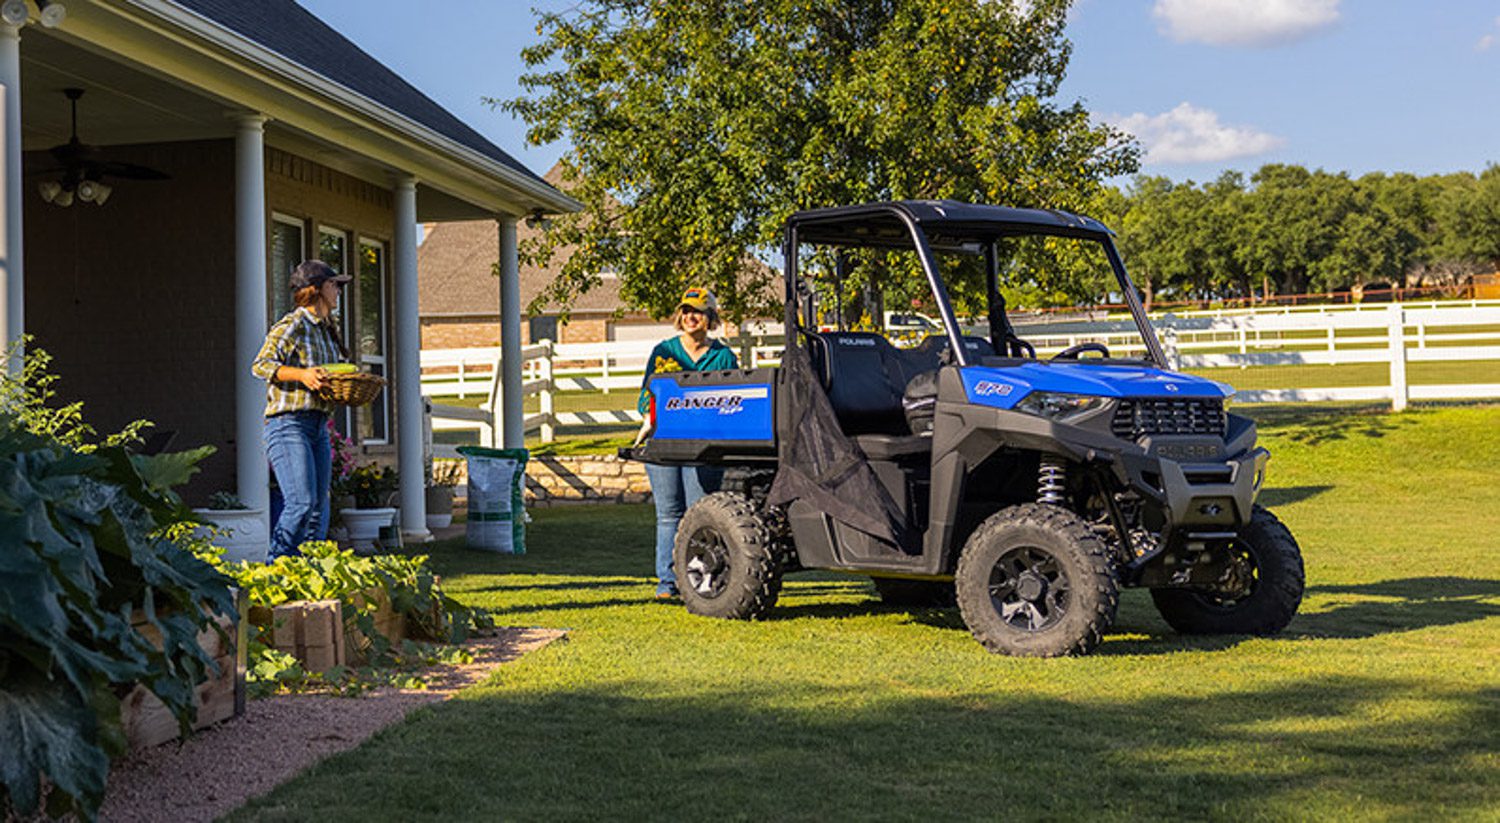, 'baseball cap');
679,287,717,313
289,259,353,290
